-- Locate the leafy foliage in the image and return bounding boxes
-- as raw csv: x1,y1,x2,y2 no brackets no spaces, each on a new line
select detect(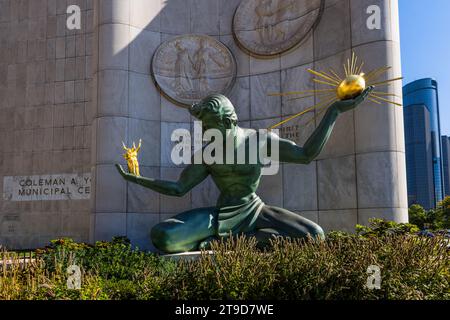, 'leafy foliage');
408,196,450,230
1,224,449,300
437,196,450,229
355,218,420,237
